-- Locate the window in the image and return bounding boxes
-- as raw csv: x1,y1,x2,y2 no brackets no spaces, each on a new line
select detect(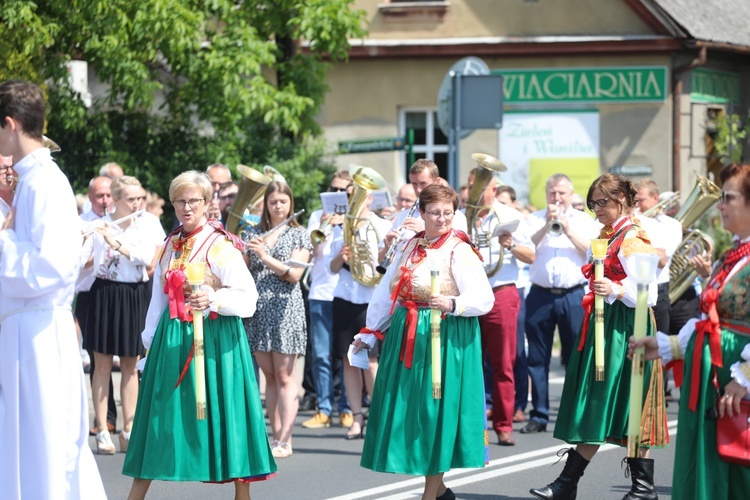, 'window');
399,109,449,181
